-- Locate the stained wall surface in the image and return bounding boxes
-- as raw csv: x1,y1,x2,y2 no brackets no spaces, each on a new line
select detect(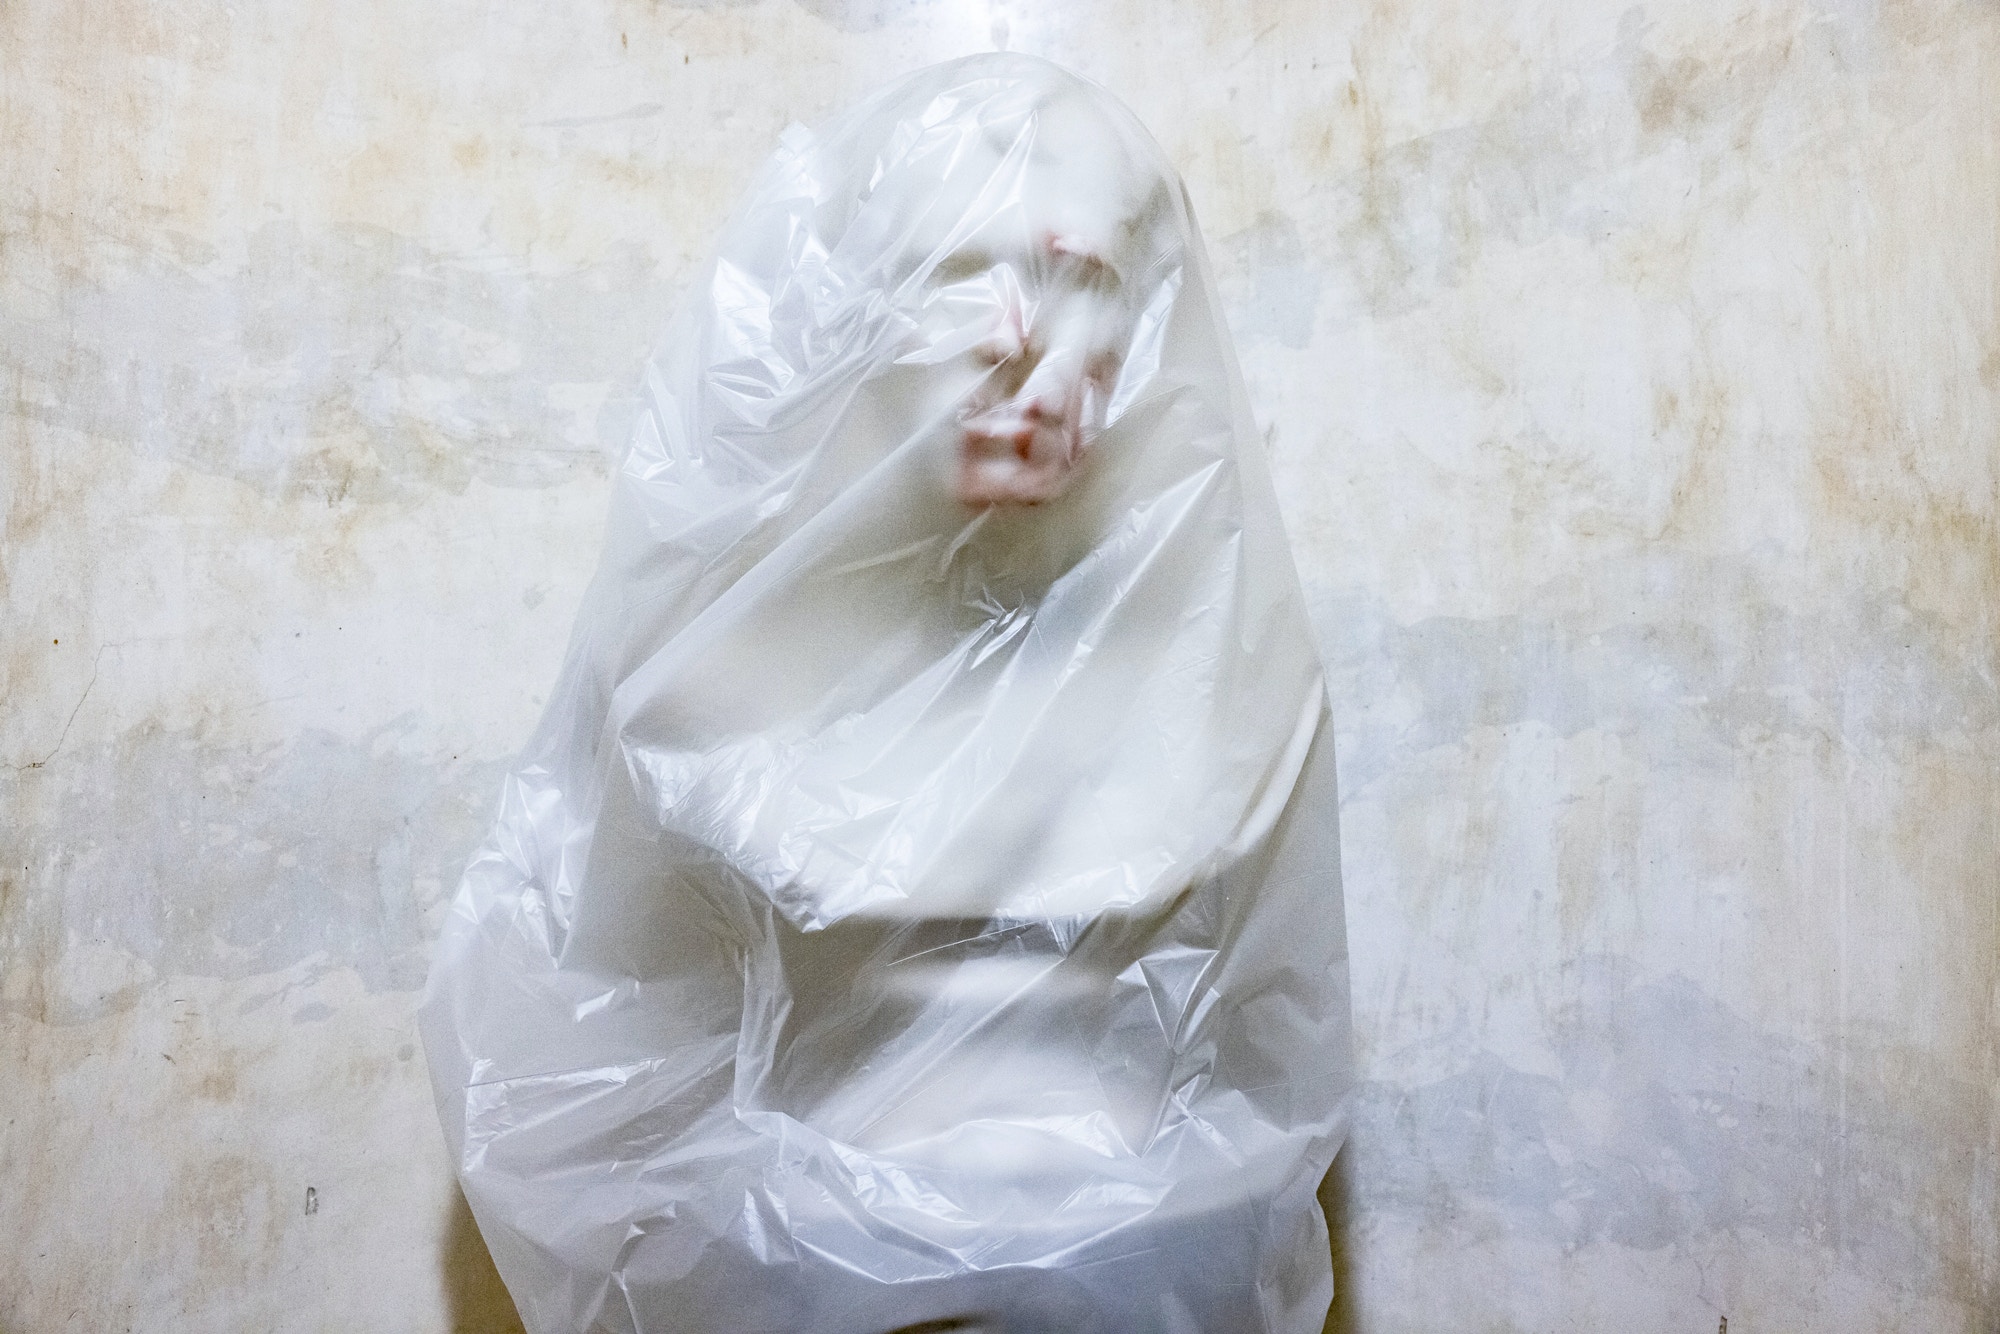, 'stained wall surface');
2,1,1994,1331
